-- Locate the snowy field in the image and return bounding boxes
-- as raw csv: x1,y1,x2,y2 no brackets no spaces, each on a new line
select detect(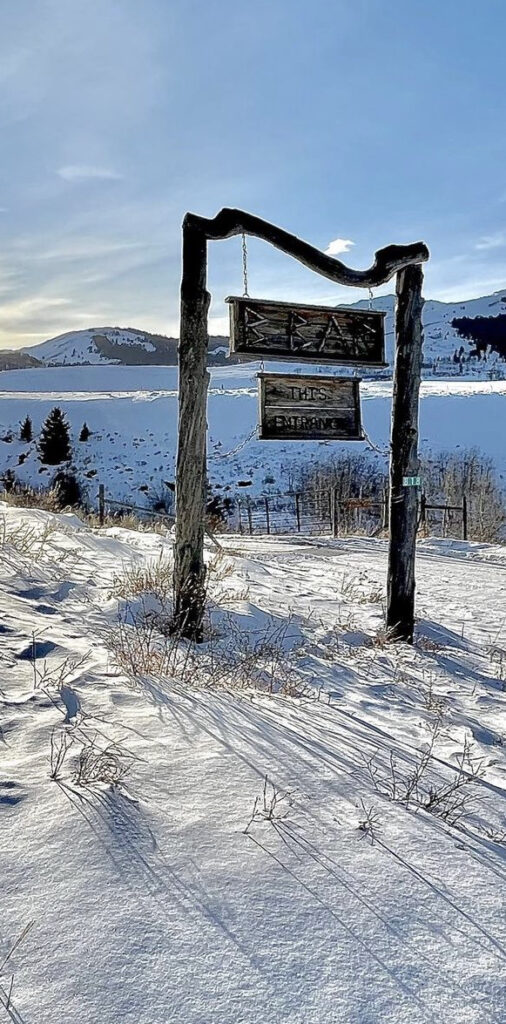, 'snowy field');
0,364,505,504
1,503,505,1023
